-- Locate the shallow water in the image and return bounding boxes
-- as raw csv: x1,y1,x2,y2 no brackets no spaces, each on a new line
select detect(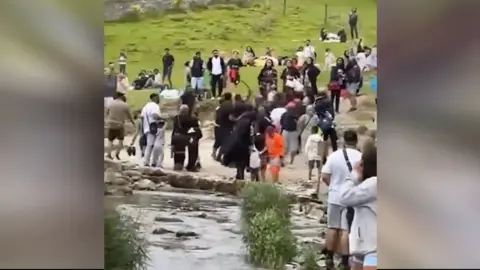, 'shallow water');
110,189,256,270
108,188,326,270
